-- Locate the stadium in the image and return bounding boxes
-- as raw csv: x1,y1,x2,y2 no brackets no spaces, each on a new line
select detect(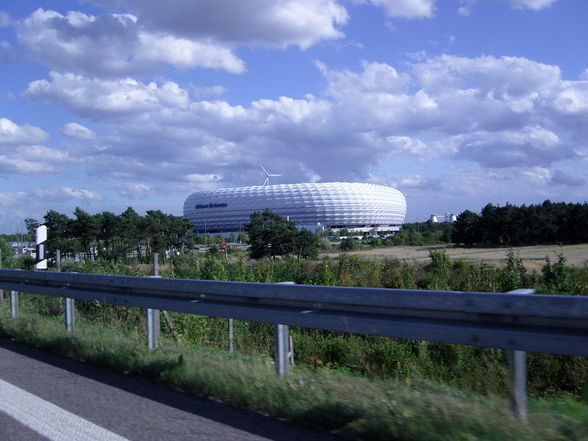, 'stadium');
184,182,407,234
